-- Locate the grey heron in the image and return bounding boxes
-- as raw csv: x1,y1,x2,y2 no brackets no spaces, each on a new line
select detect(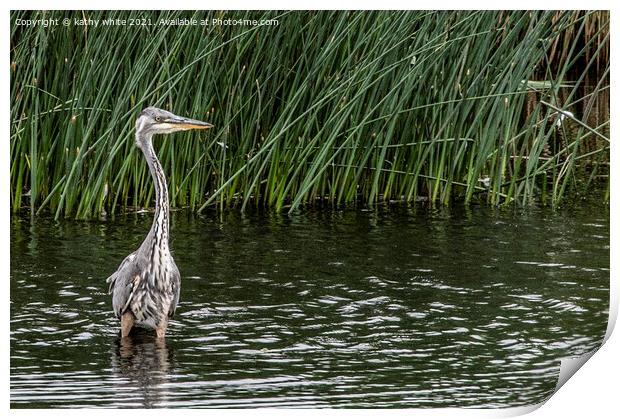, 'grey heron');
106,107,213,339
